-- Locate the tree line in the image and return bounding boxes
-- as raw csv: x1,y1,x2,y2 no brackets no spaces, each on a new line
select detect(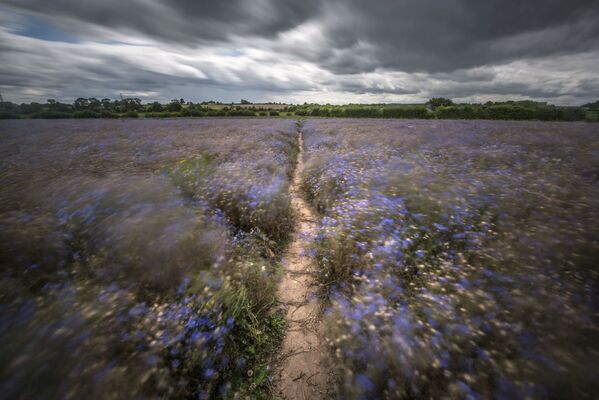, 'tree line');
0,97,596,121
293,99,592,121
